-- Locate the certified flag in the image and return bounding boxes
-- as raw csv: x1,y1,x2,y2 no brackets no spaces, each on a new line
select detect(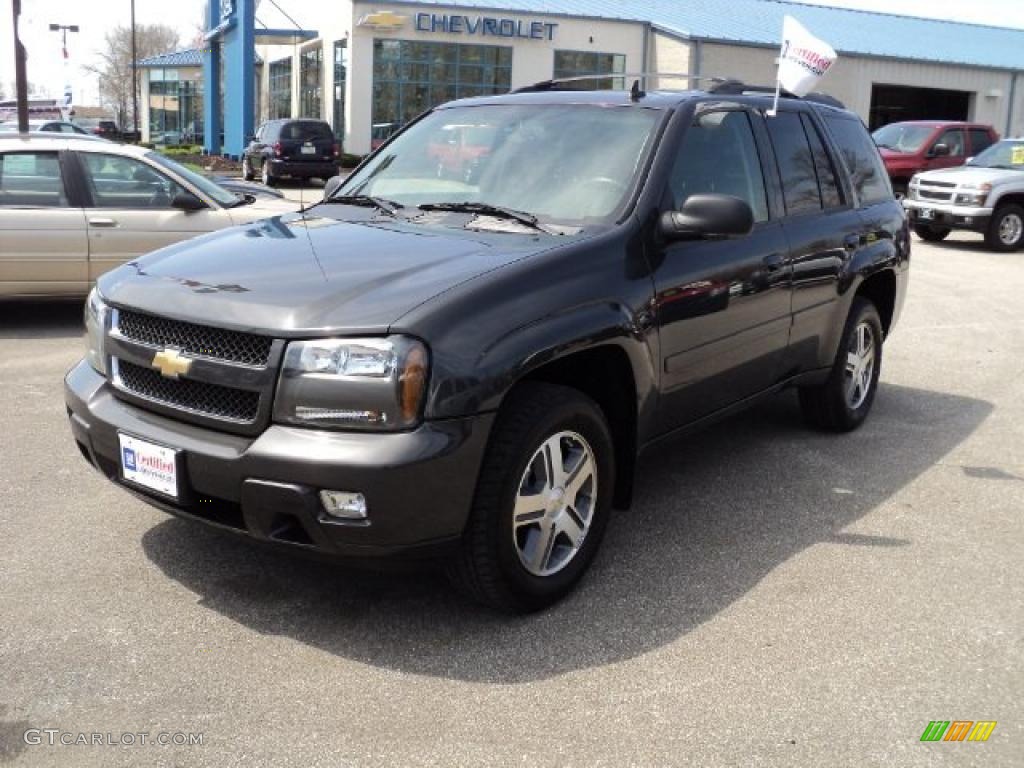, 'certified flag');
768,15,837,114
